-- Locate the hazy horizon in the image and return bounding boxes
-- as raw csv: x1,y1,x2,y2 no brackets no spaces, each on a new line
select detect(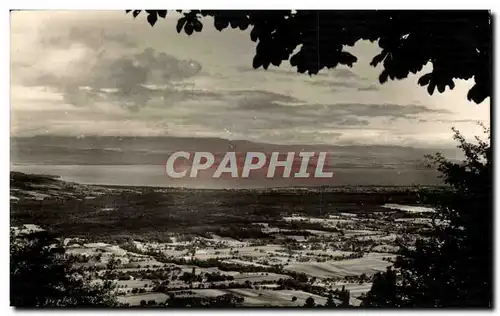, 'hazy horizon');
11,11,490,149
10,135,446,188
